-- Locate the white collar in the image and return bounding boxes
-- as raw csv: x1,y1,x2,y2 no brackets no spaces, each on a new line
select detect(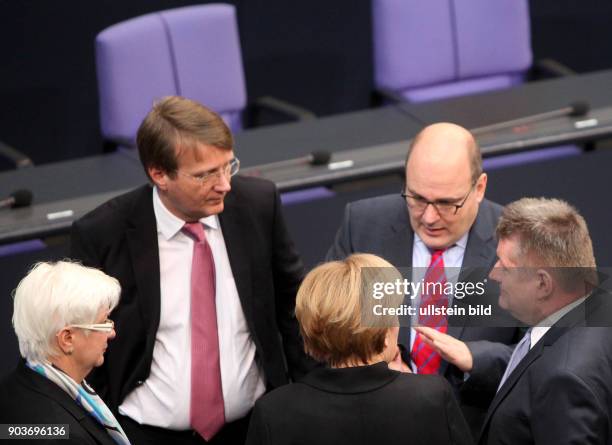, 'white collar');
413,230,469,252
152,187,219,241
530,296,587,347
